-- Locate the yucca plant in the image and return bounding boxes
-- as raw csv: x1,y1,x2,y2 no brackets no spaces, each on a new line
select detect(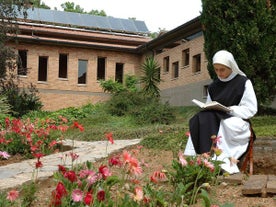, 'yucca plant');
140,56,161,97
